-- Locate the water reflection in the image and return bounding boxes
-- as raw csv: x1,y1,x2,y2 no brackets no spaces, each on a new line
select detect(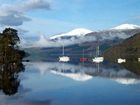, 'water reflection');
25,61,140,85
0,62,52,105
0,96,51,105
0,61,140,105
122,60,140,75
0,62,24,95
